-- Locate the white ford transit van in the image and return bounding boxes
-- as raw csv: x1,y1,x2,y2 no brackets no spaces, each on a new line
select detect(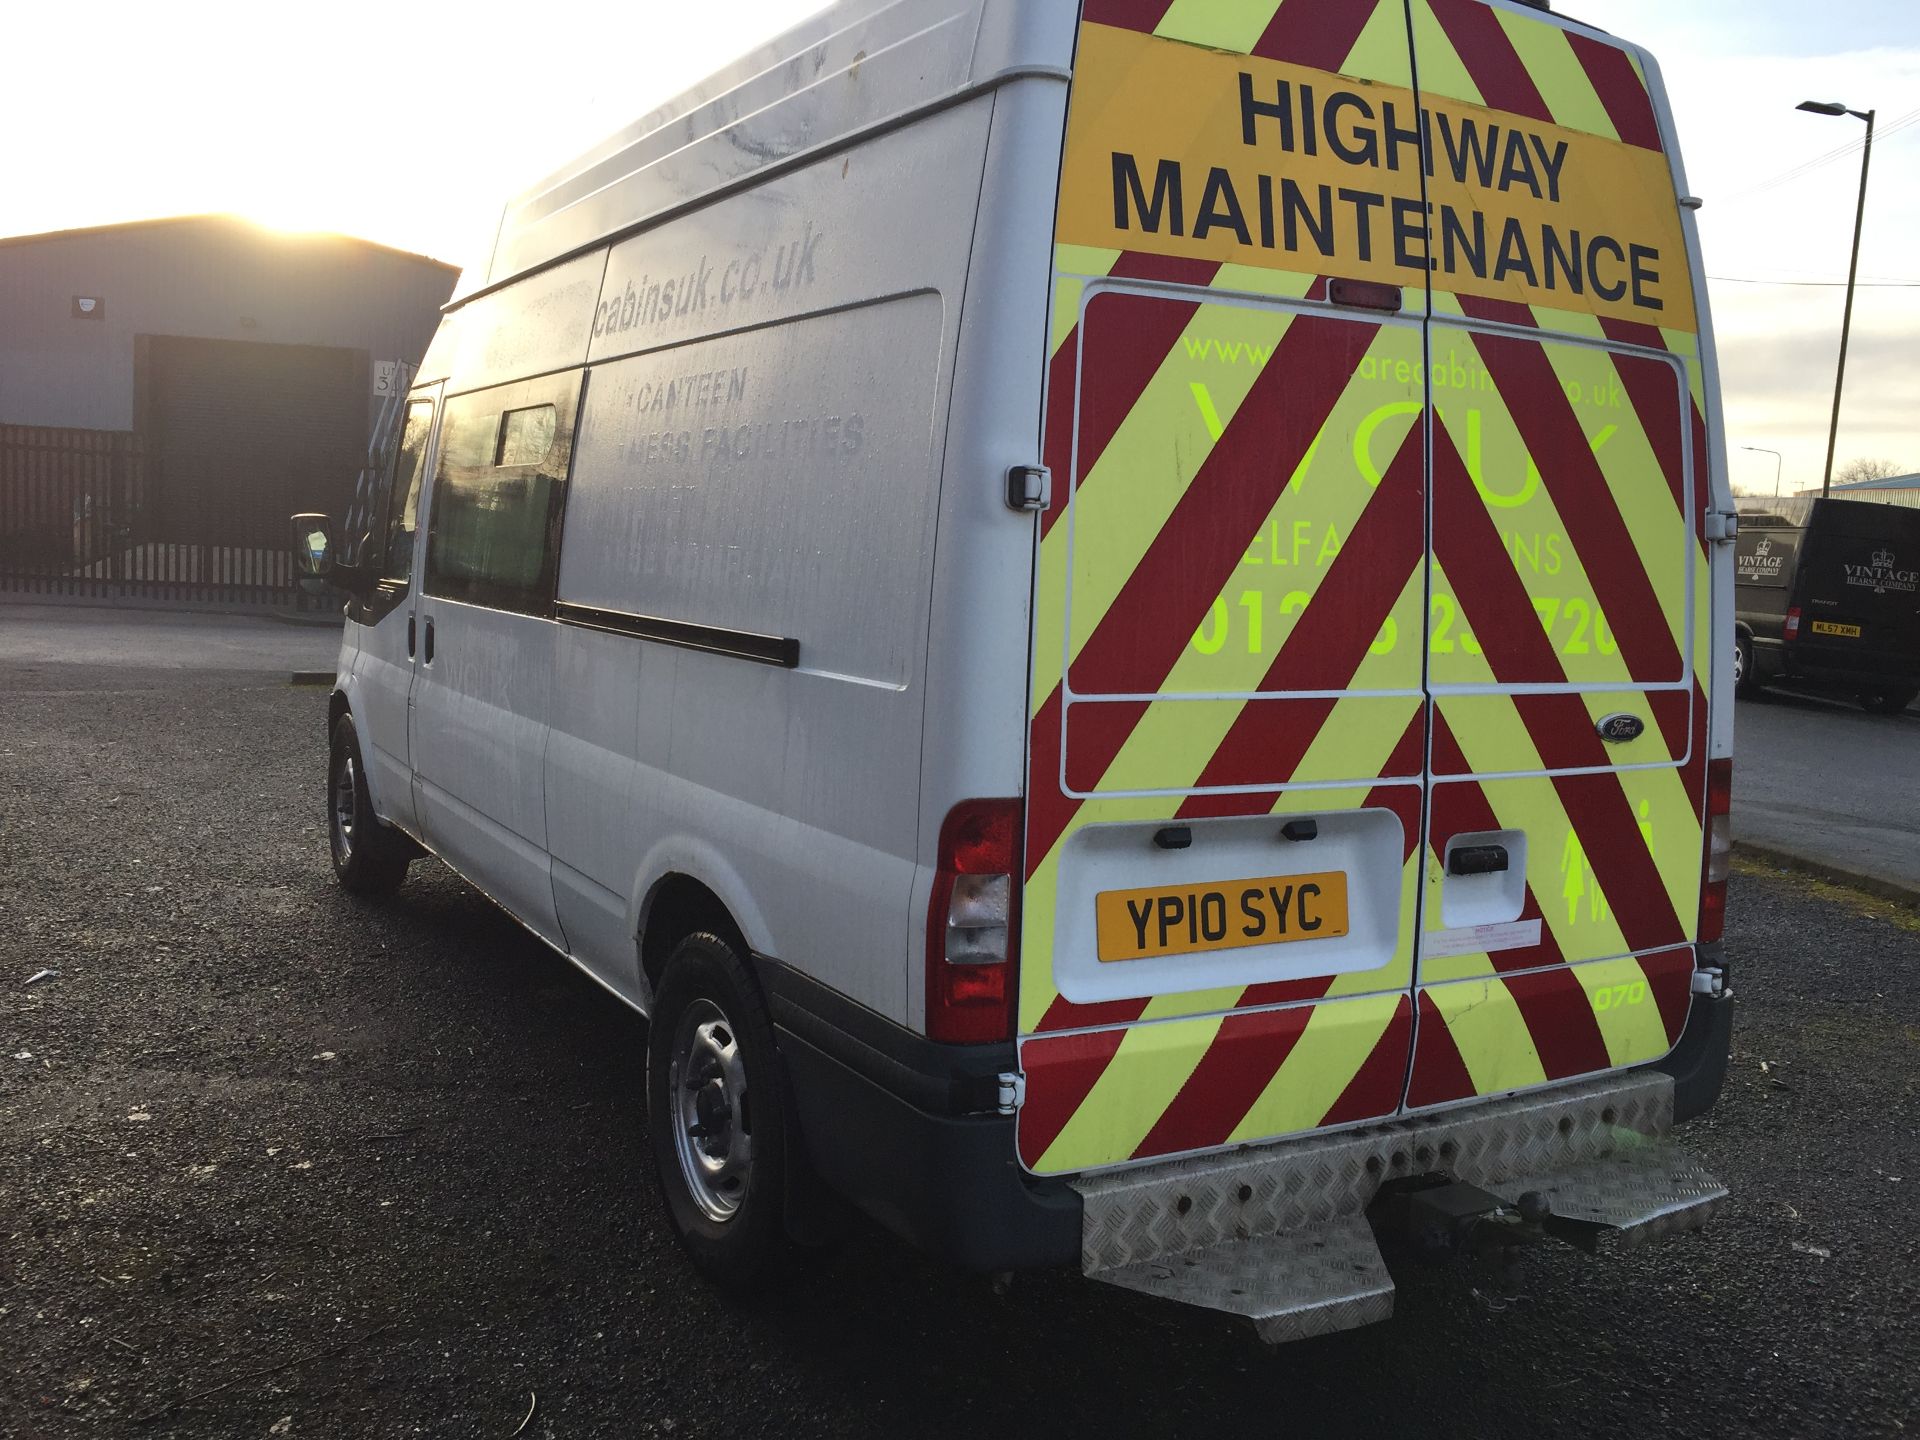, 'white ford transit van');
295,0,1737,1340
